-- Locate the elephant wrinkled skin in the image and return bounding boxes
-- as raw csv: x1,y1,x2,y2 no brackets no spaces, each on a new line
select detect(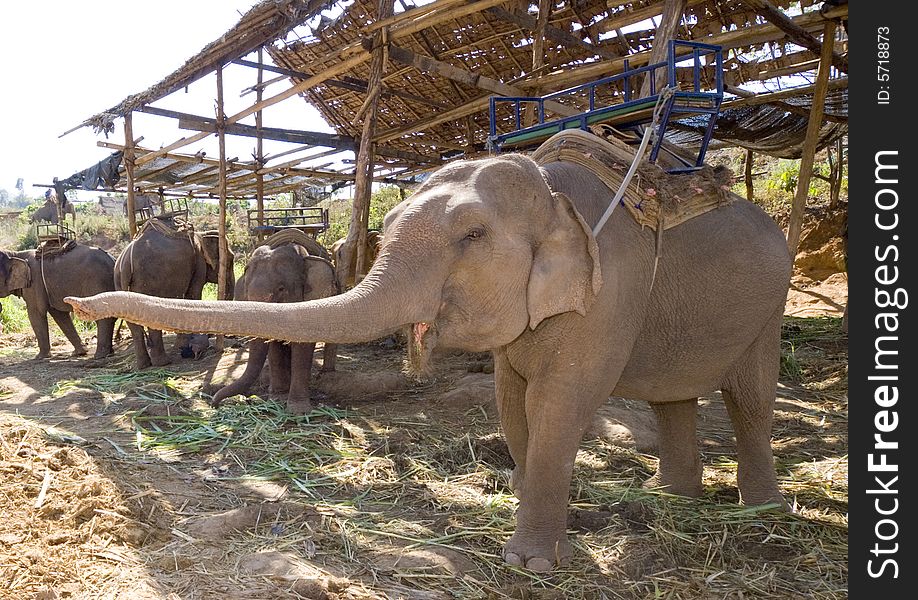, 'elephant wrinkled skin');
67,153,792,572
212,242,339,413
1,244,115,359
